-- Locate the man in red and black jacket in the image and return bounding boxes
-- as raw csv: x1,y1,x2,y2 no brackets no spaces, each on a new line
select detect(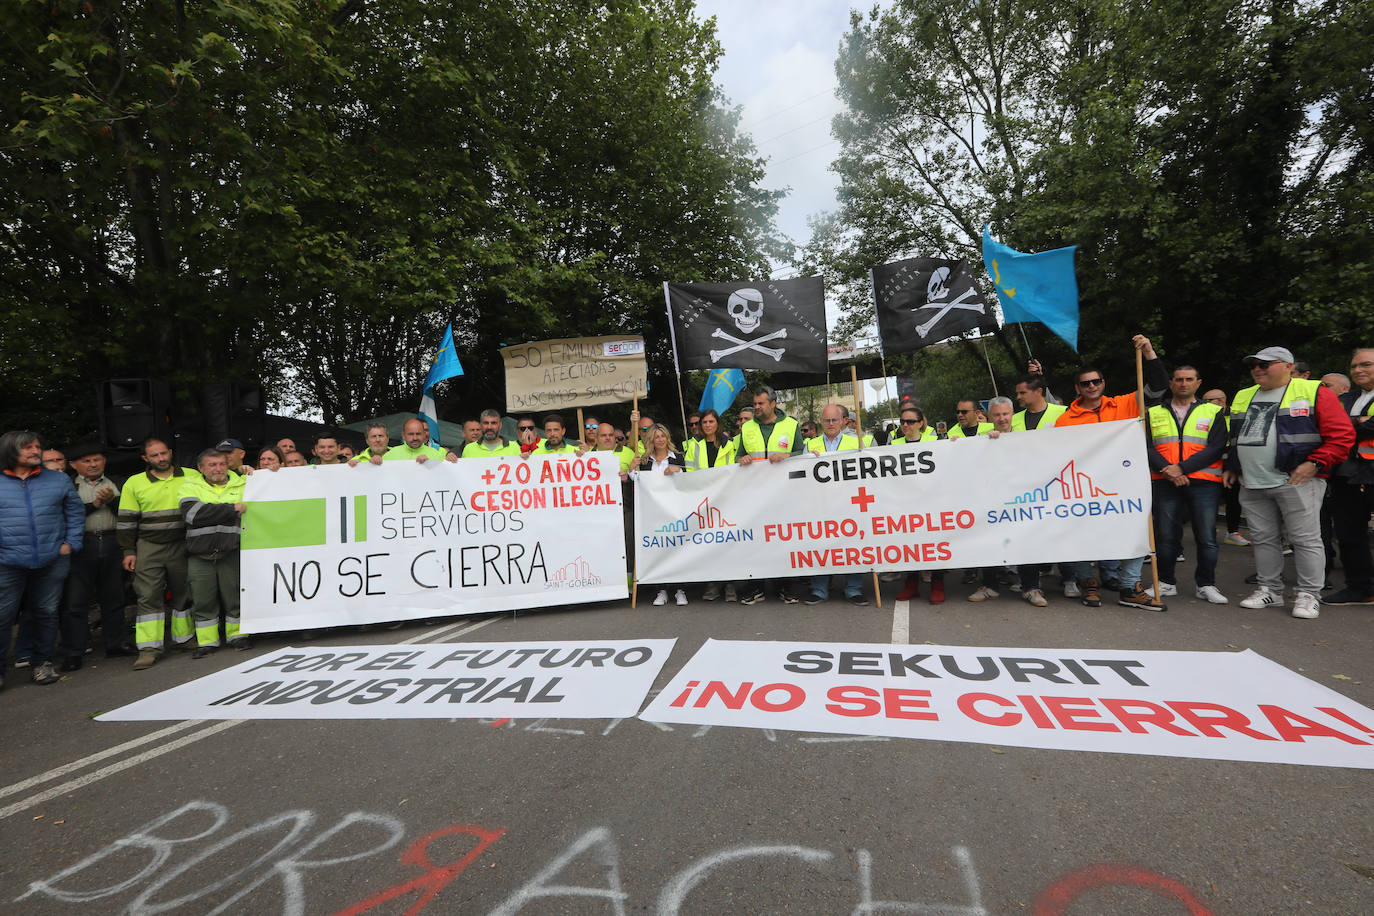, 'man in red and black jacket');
1324,347,1374,606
